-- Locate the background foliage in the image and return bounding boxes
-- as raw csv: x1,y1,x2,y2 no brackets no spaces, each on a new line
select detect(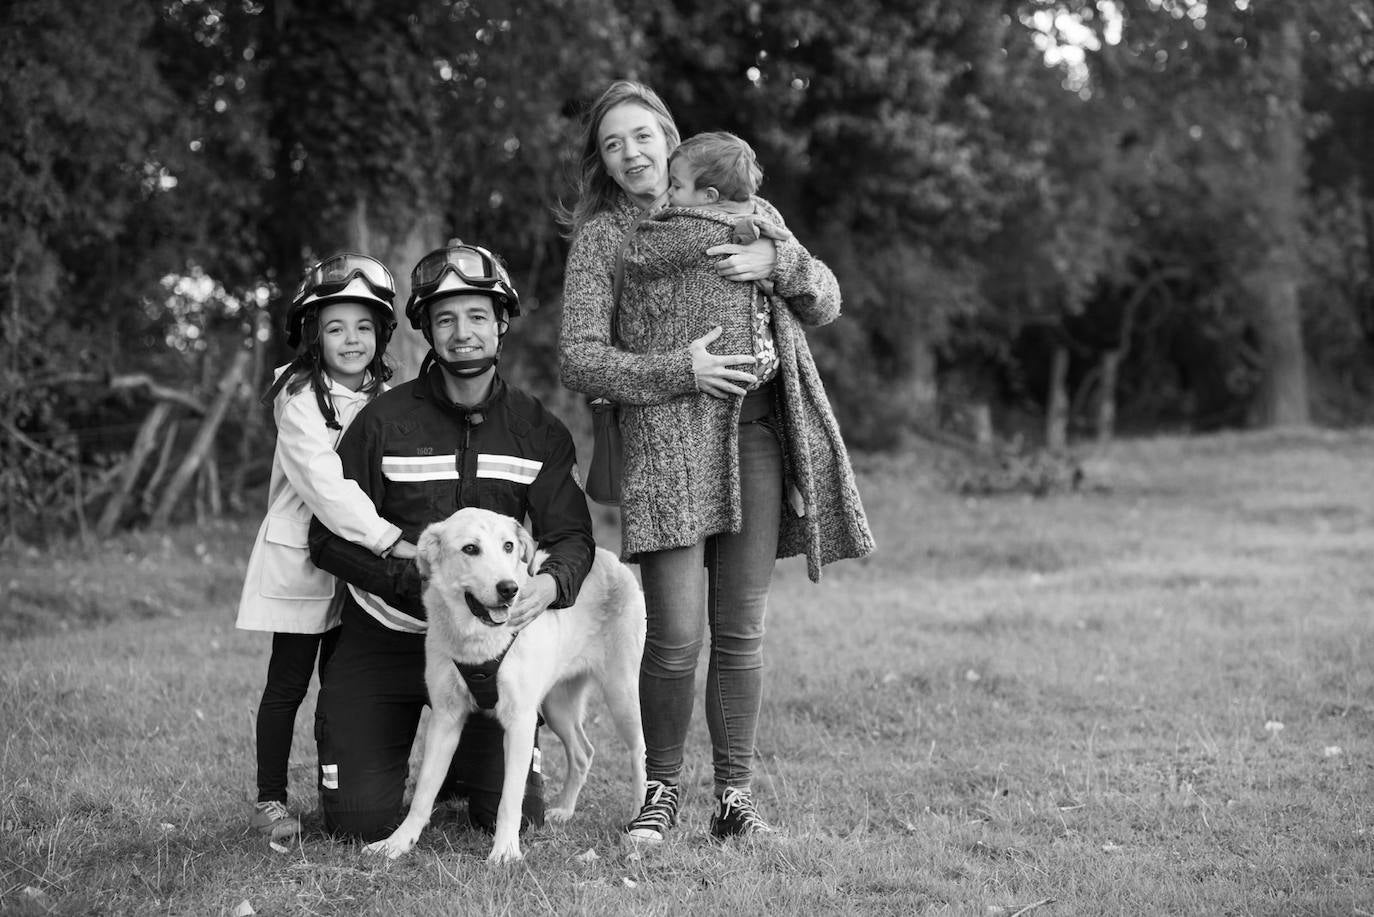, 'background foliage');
3,0,1373,540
